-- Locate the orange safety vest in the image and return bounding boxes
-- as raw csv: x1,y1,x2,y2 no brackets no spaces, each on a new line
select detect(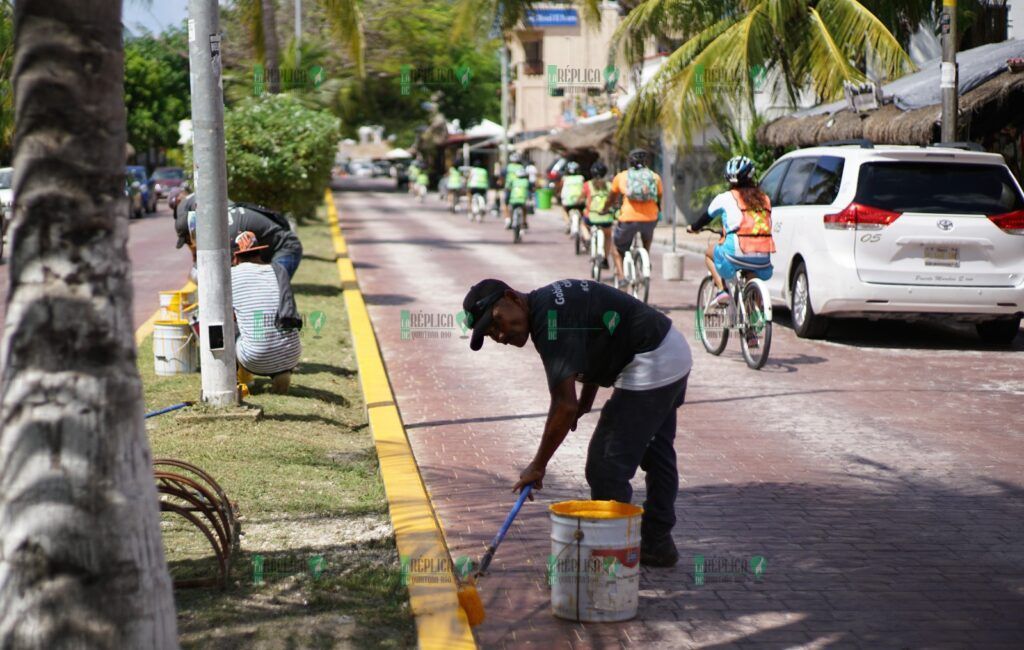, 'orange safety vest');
732,188,776,254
